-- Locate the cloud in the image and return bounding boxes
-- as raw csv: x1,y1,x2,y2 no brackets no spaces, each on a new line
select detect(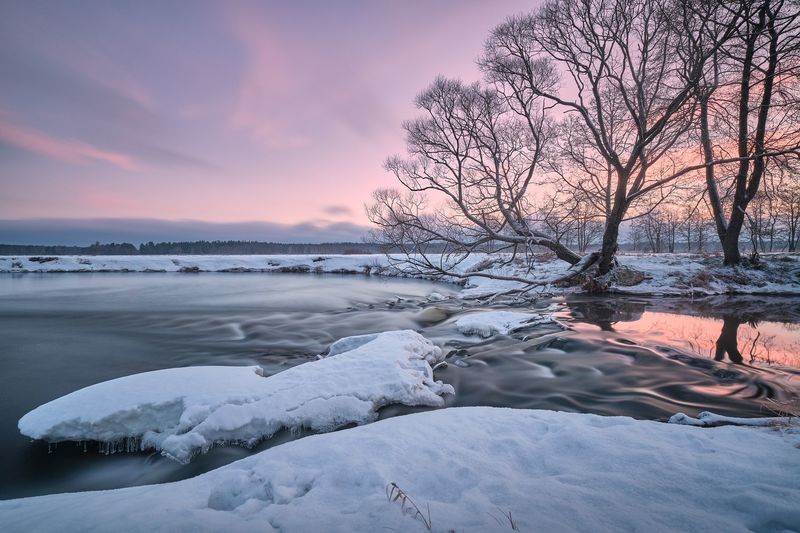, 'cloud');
0,115,138,171
0,218,372,245
227,10,310,149
132,143,219,171
321,204,354,217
